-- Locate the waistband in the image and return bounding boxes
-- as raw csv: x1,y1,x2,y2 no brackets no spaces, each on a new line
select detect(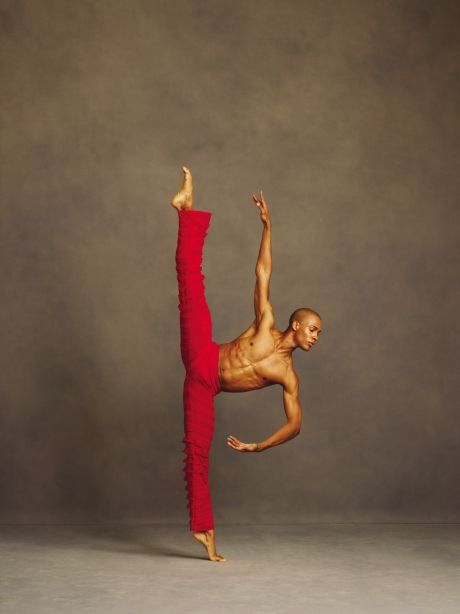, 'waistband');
209,341,222,396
